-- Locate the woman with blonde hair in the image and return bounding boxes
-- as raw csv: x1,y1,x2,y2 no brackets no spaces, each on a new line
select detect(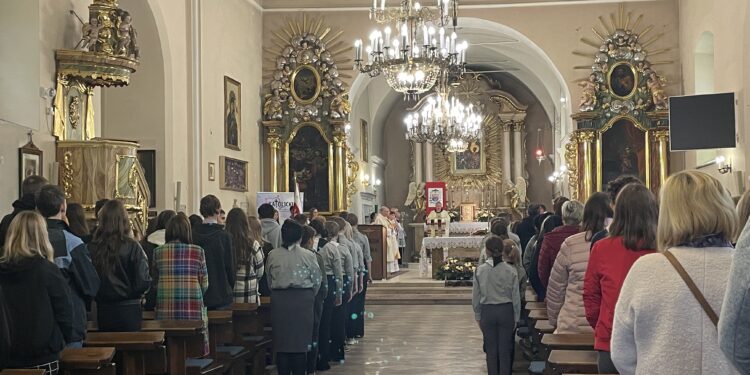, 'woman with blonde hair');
611,170,740,374
0,211,73,373
735,190,750,240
